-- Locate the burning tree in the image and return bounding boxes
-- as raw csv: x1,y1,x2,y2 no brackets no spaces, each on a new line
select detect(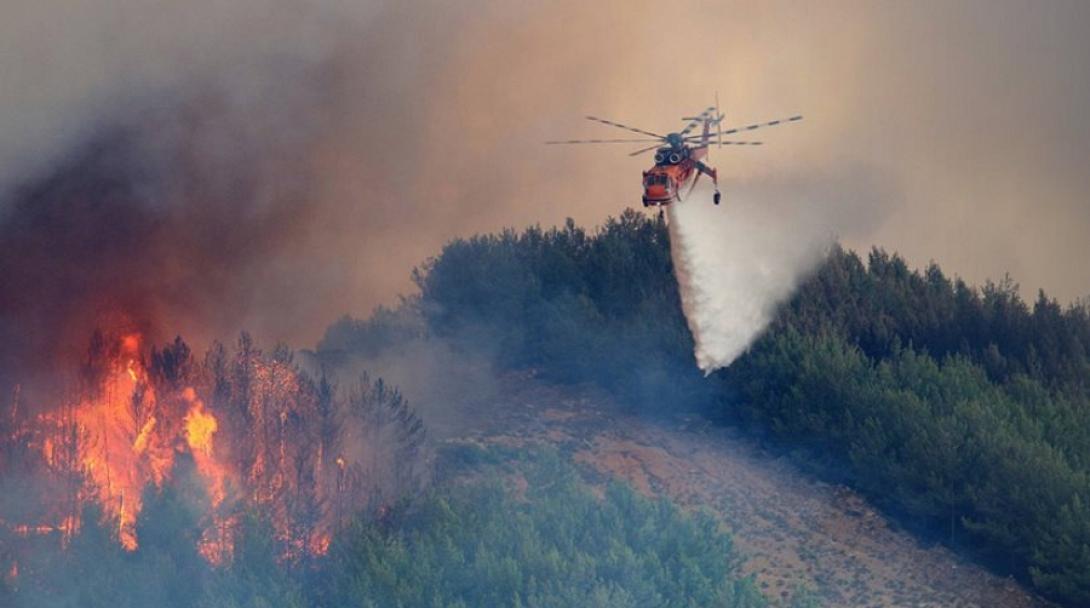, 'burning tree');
0,329,429,574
